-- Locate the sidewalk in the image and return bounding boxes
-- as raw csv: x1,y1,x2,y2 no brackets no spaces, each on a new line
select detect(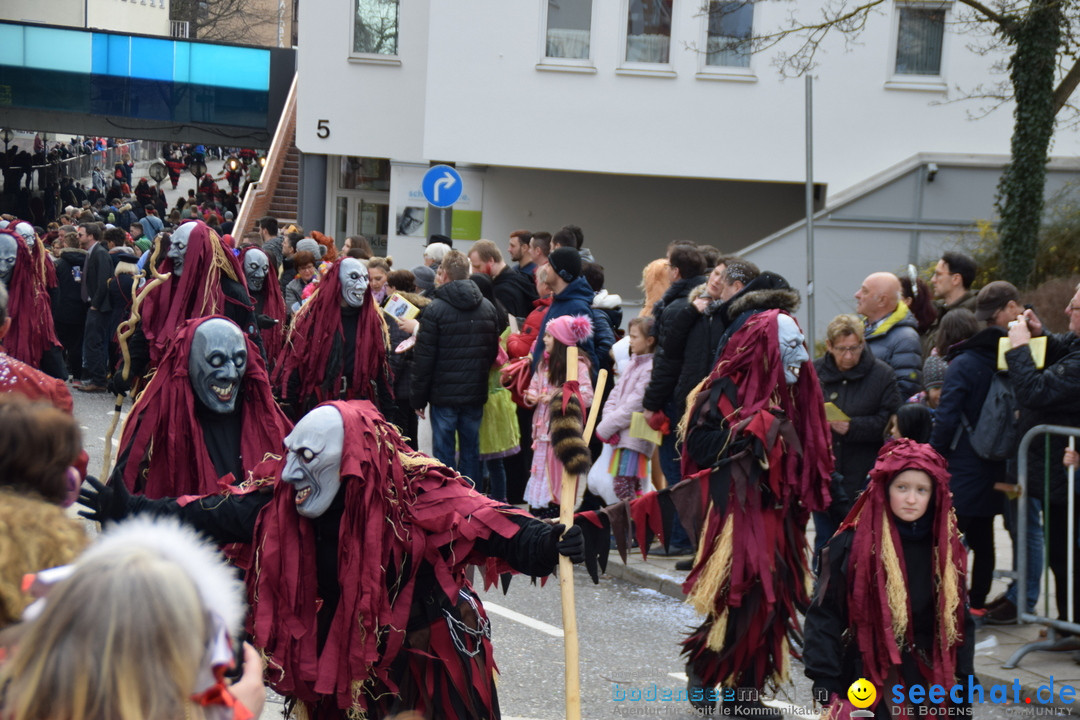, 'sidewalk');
602,515,1080,707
